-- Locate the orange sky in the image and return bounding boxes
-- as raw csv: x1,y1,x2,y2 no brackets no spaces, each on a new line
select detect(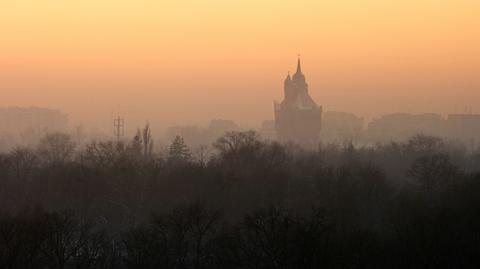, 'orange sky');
1,0,479,132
